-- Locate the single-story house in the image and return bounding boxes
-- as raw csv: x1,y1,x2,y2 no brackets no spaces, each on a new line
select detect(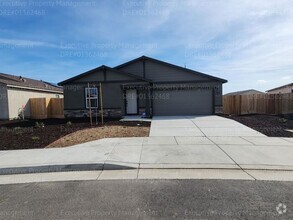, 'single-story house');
225,89,264,96
58,56,227,117
266,83,293,94
0,73,63,120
